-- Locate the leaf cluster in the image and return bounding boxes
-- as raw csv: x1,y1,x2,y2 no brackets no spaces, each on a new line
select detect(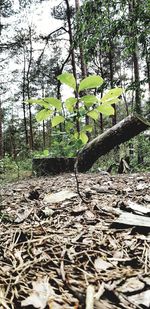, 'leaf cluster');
26,73,123,144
